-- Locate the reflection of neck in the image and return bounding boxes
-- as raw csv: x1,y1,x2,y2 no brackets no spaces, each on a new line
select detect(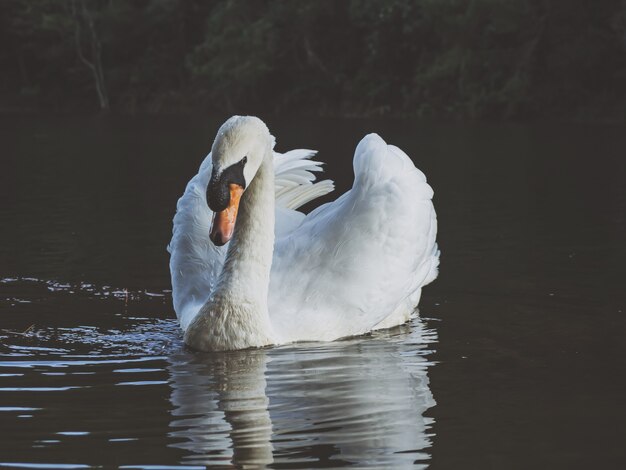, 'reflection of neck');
185,146,276,351
219,351,274,467
167,349,274,467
